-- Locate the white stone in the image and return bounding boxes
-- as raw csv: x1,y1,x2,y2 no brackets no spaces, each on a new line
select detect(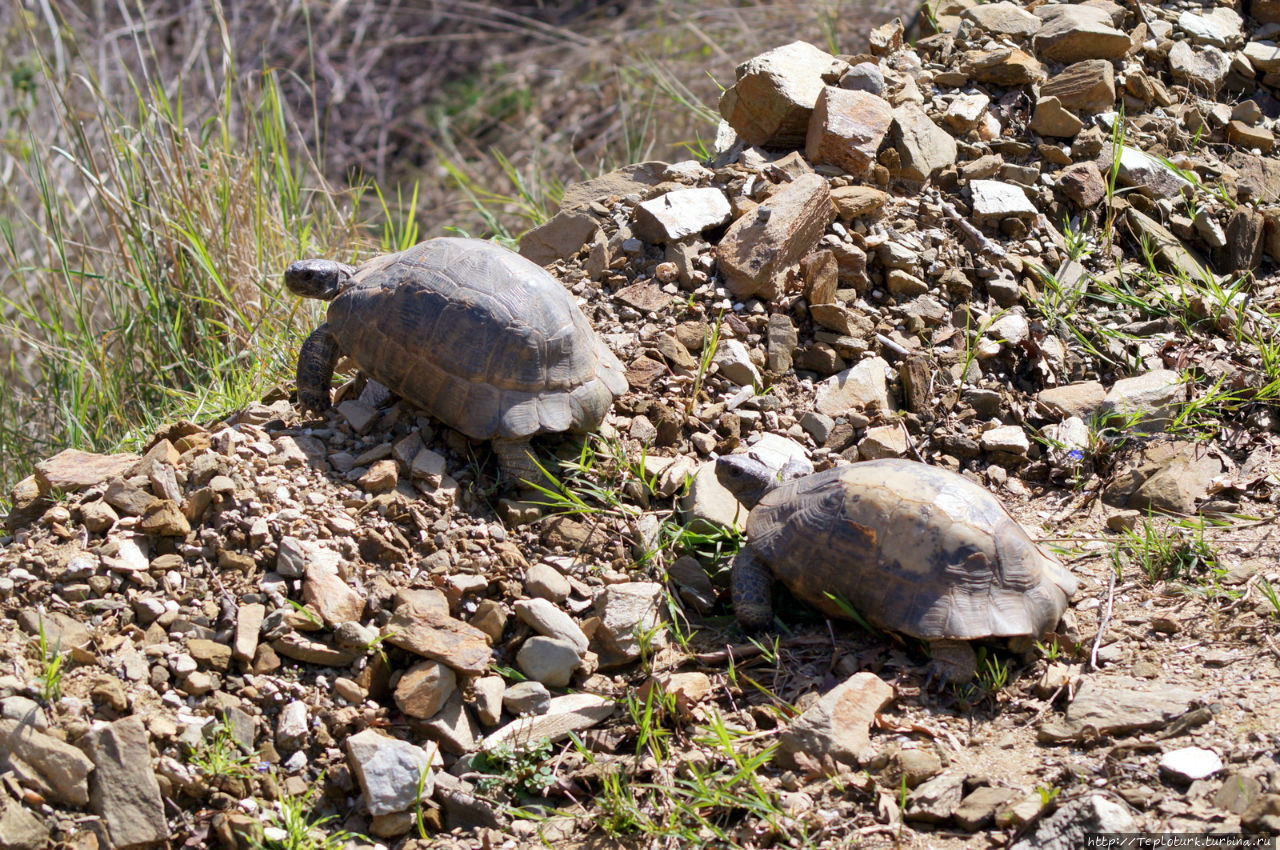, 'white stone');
981,425,1030,456
970,180,1038,222
1116,147,1193,200
513,598,588,655
680,460,750,530
814,356,891,416
713,339,761,387
594,581,666,663
1101,370,1184,429
1177,8,1243,48
943,93,989,132
345,729,441,816
633,188,732,243
1159,747,1223,783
